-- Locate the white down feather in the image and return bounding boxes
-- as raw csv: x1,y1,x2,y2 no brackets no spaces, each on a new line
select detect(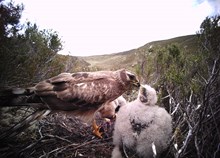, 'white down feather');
112,85,172,158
